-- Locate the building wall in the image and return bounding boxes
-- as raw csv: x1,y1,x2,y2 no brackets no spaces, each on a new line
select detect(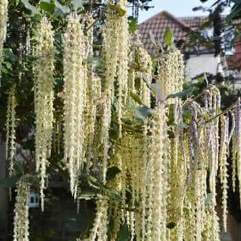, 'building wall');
186,54,222,79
